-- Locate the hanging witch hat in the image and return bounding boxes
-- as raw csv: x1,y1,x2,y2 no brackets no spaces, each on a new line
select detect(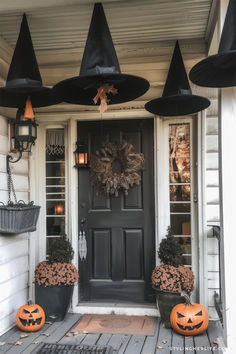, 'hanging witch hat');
0,14,60,108
145,41,210,116
53,2,149,112
189,0,236,87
